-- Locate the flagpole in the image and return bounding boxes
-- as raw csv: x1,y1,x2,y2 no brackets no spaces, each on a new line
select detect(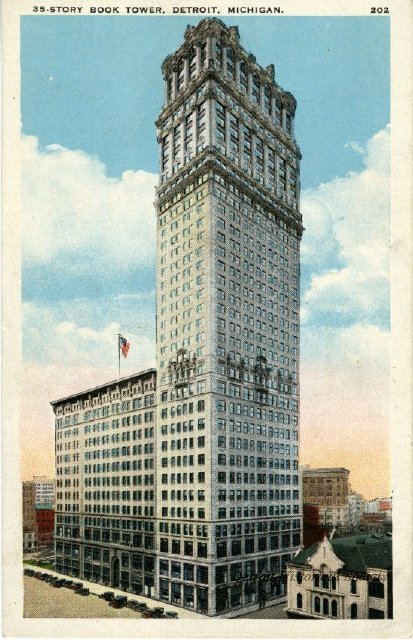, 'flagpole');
118,334,121,378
